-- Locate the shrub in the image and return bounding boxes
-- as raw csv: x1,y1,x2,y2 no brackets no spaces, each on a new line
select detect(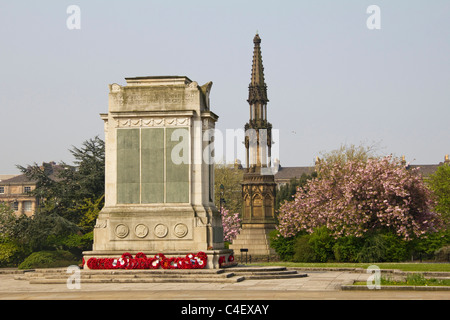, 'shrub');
269,230,298,261
0,242,29,267
356,233,387,262
380,232,409,262
333,236,363,262
18,250,79,269
292,227,335,262
293,235,316,262
307,227,335,262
